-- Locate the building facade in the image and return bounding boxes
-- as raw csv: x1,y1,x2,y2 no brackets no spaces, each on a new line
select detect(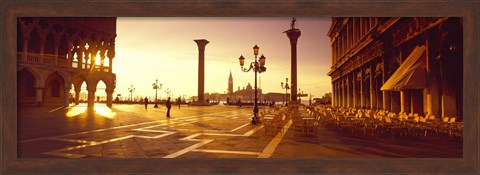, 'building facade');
17,17,117,108
327,17,463,119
